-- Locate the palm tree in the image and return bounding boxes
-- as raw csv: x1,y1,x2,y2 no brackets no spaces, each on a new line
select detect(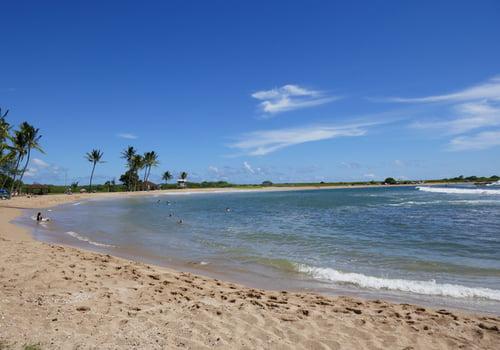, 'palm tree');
16,122,43,193
162,171,172,183
85,149,104,192
180,171,188,180
9,129,27,194
131,154,144,191
143,151,159,184
121,146,136,191
0,108,10,143
0,110,14,188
